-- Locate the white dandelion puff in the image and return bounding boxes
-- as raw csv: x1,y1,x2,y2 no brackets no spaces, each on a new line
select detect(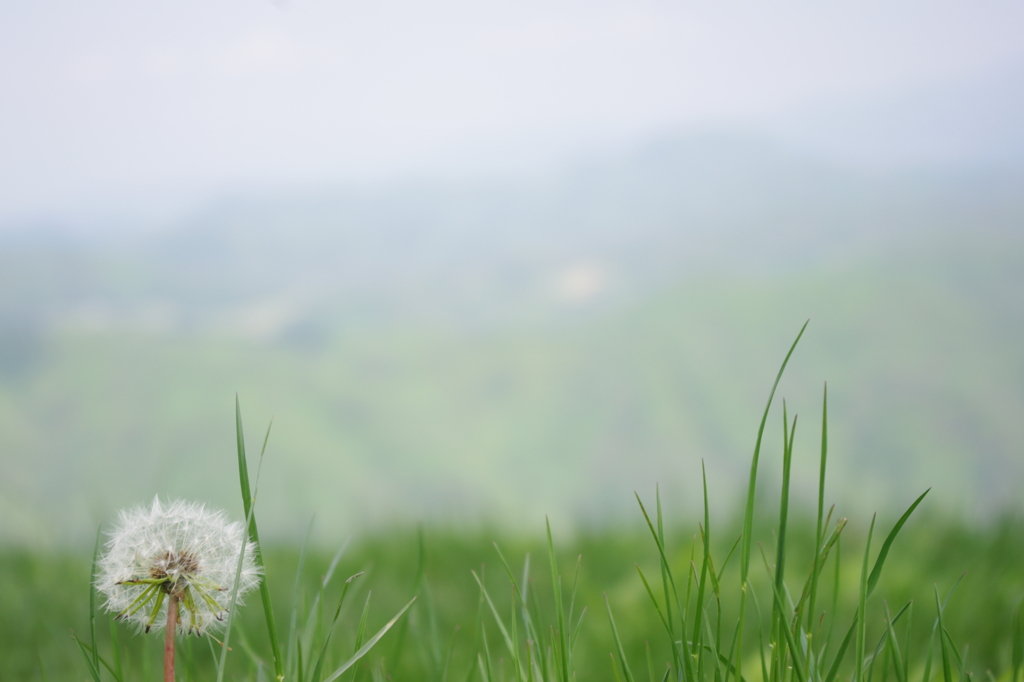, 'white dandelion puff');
95,497,262,636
